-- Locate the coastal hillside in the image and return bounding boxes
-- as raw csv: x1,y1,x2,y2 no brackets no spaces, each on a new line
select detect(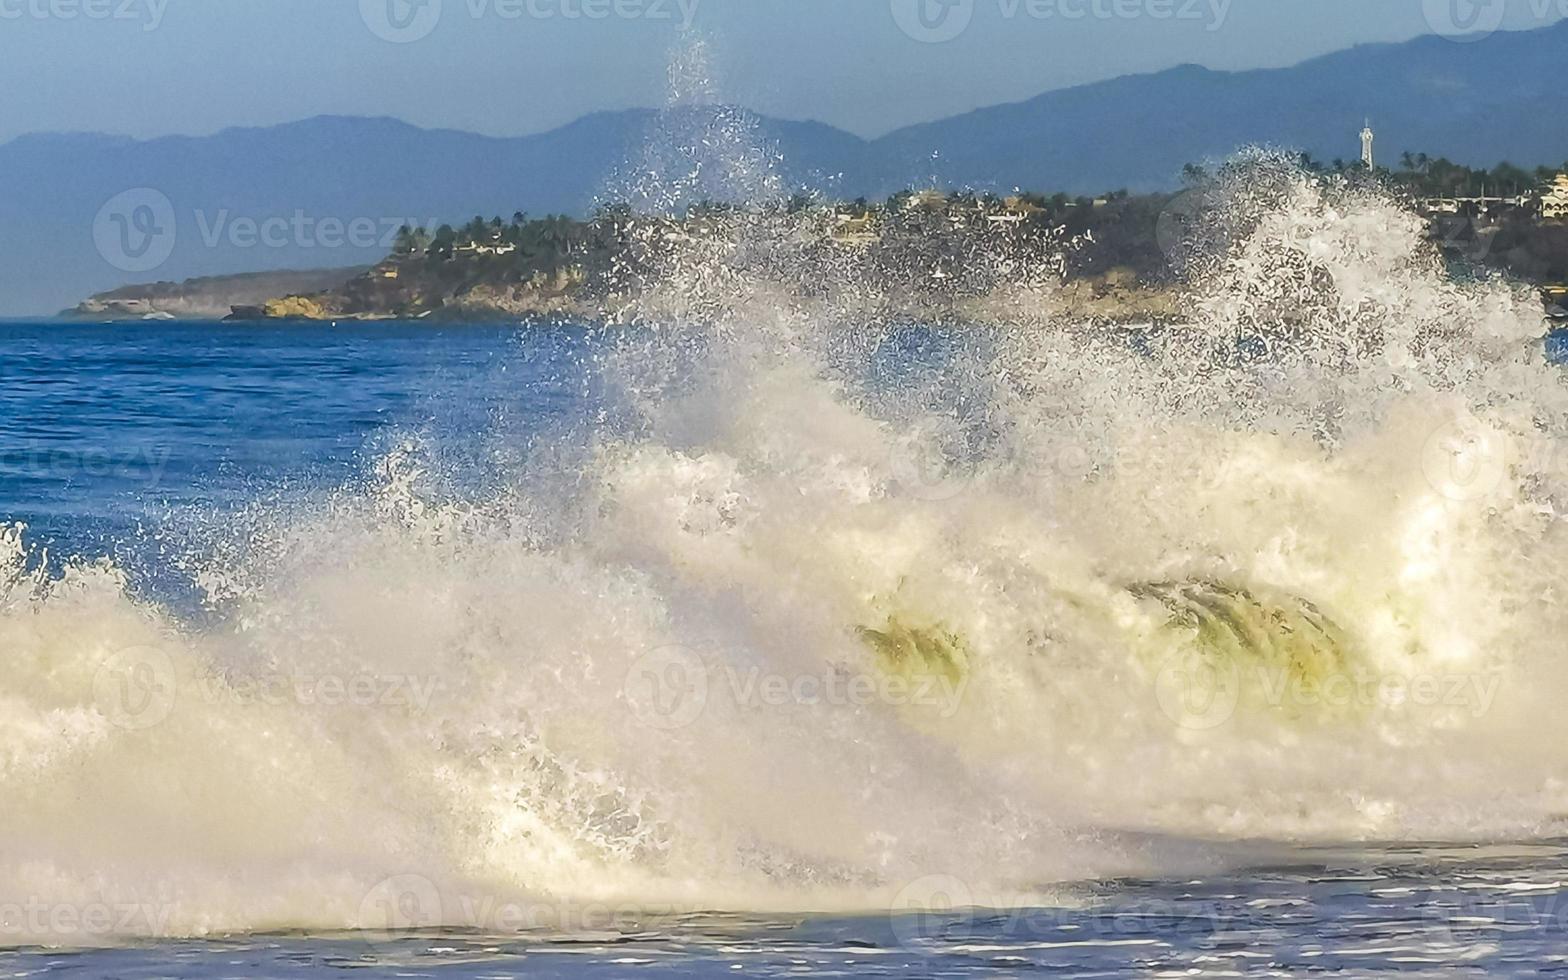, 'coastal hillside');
311,197,1177,322
67,267,367,321
8,19,1568,317
240,166,1568,323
